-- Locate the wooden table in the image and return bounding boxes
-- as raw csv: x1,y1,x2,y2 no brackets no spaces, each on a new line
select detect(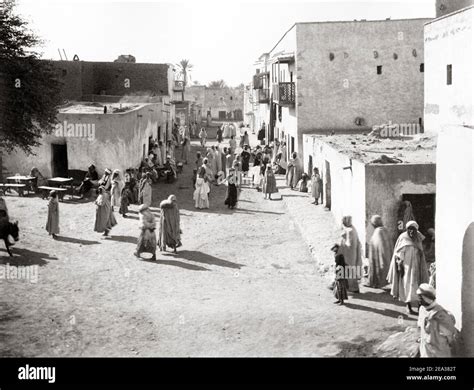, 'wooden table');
6,176,36,195
47,177,75,200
